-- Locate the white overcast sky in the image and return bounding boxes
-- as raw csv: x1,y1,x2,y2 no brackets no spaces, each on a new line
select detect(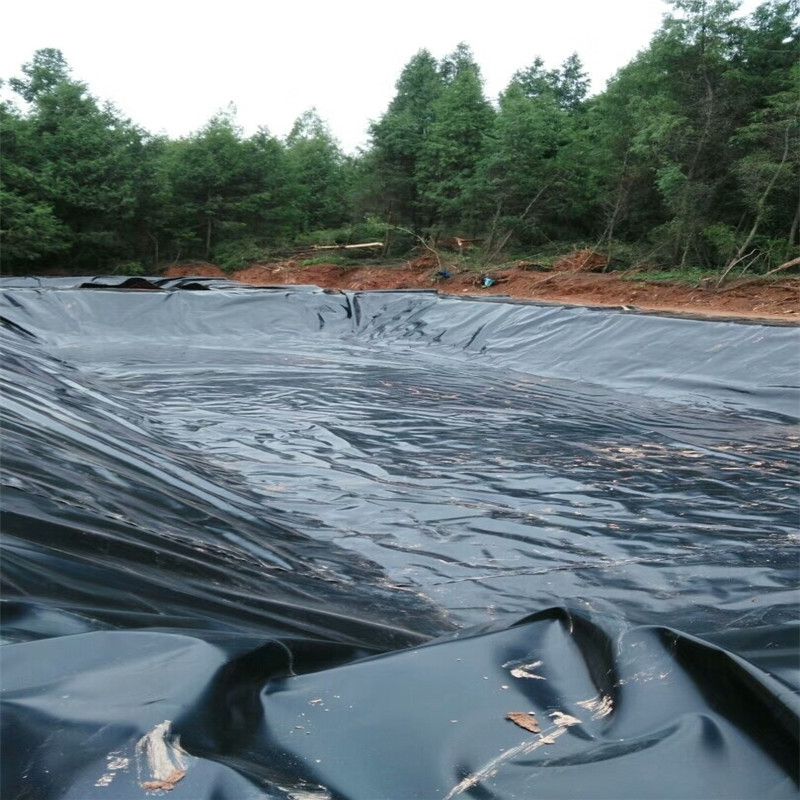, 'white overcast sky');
1,0,762,152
